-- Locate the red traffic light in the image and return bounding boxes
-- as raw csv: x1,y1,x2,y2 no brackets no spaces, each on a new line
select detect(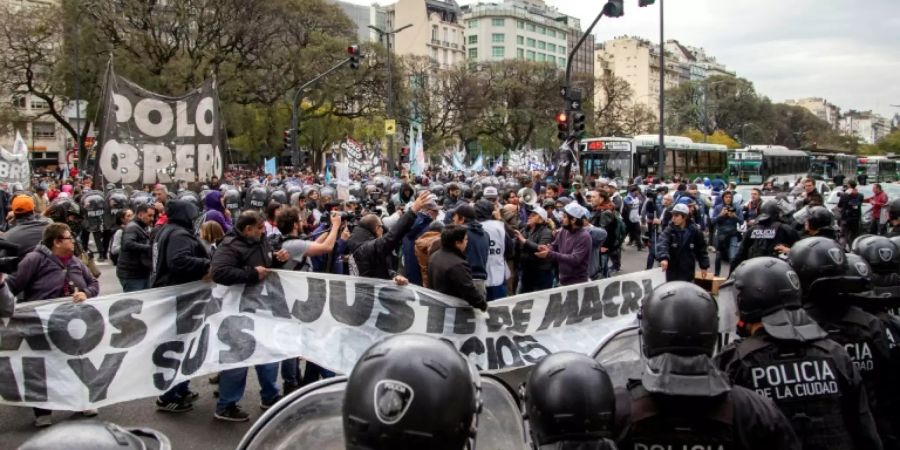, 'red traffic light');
556,112,568,123
347,45,360,56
